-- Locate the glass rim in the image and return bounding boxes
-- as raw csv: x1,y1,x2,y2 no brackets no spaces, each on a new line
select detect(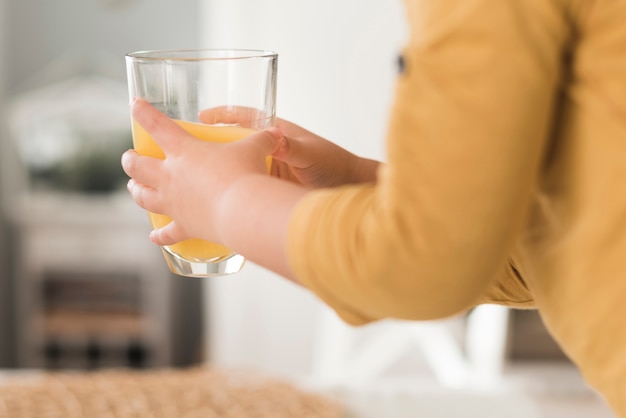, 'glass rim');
125,48,277,62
